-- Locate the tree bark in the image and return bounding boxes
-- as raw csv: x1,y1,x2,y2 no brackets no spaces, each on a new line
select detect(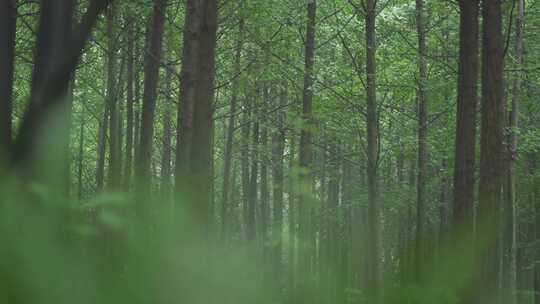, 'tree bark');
247,104,260,242
477,0,505,302
272,80,286,297
0,0,16,159
414,0,428,281
176,0,201,185
105,4,121,190
161,50,173,197
298,1,317,302
137,0,168,197
189,0,218,234
124,16,135,190
96,107,109,192
363,0,381,301
453,0,479,226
